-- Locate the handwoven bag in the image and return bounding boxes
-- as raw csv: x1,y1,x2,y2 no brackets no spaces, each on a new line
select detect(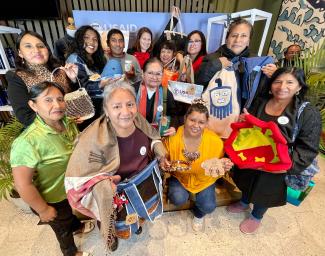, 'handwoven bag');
51,67,95,120
115,160,163,239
